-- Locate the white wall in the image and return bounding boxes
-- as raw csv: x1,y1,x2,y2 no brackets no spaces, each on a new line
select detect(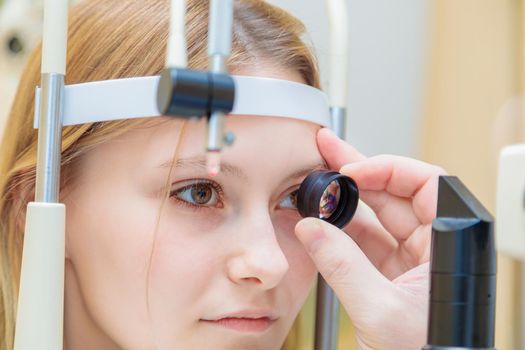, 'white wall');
0,0,44,130
0,0,430,158
267,0,430,157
